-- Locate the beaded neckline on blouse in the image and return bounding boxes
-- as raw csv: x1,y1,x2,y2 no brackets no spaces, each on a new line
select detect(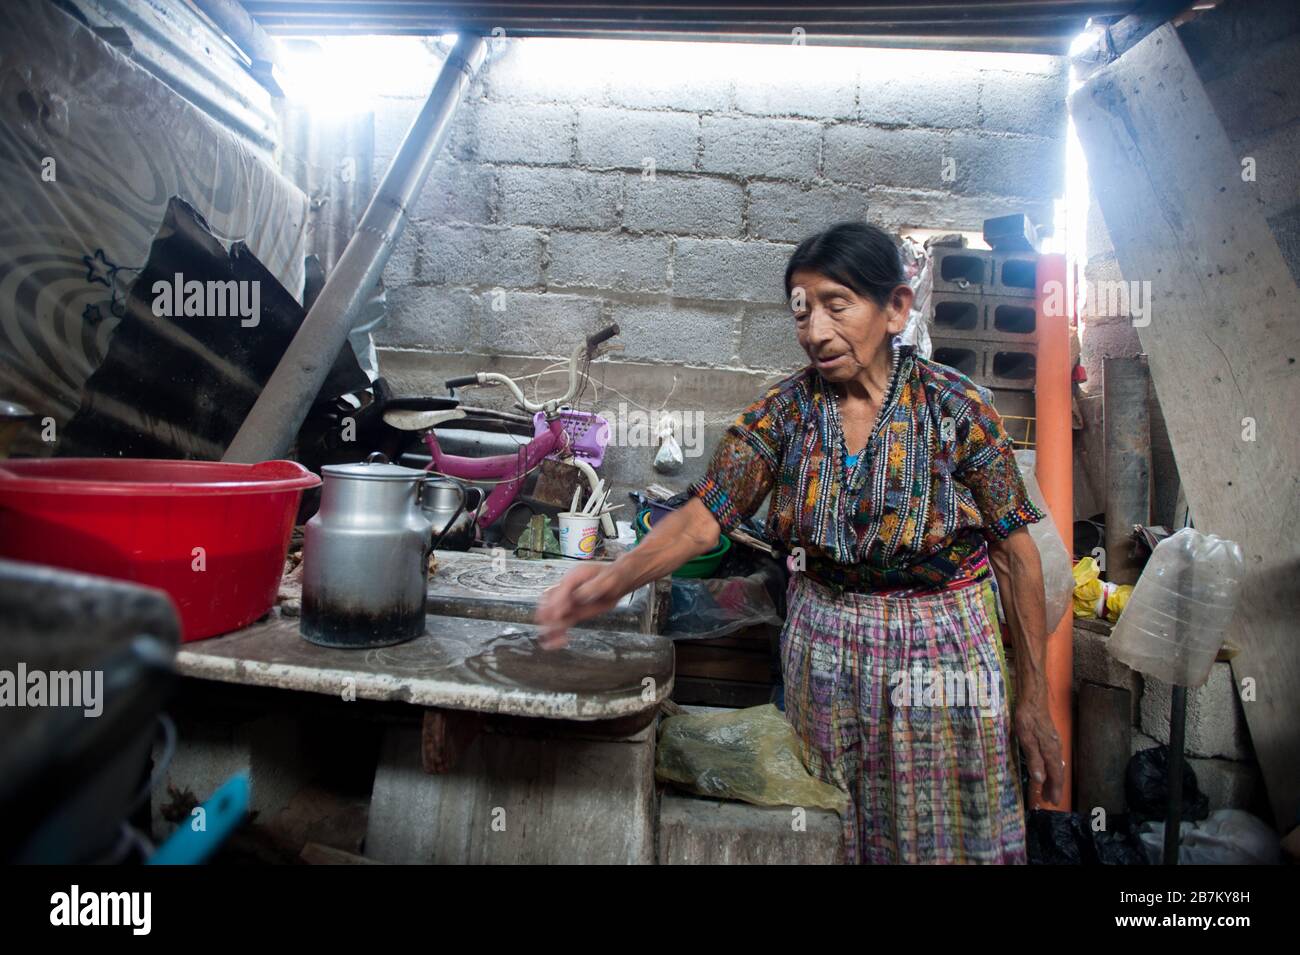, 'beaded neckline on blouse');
824,343,907,478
